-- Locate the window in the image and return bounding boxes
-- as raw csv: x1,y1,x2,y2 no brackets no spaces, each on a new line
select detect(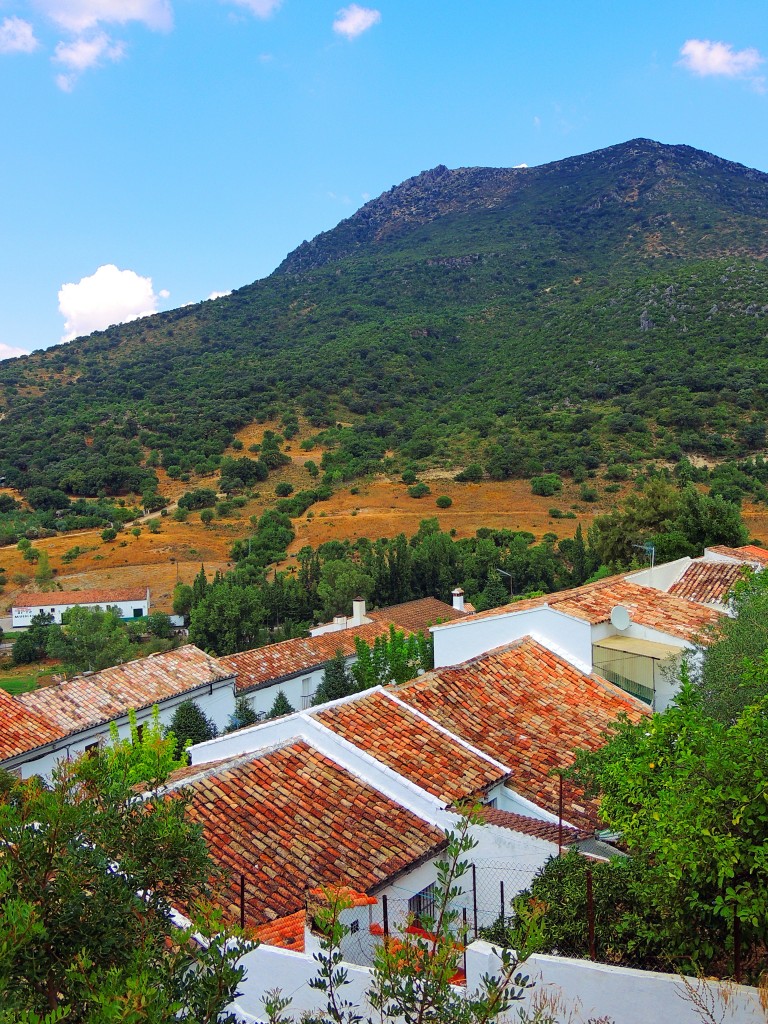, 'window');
485,797,497,809
84,741,100,756
135,723,145,742
133,608,143,618
301,676,314,710
408,882,437,927
349,919,359,934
